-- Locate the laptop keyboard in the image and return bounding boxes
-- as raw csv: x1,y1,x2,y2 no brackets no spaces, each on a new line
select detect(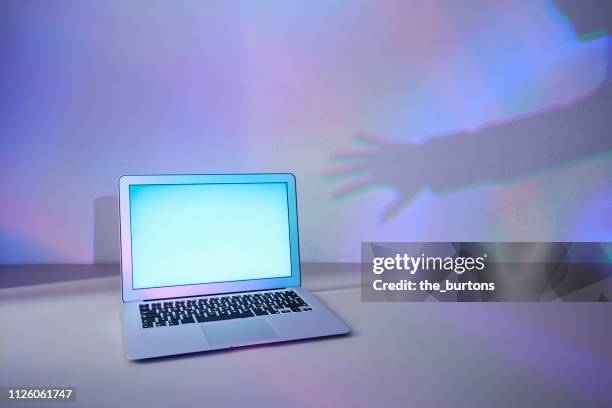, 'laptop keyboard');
139,290,311,329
